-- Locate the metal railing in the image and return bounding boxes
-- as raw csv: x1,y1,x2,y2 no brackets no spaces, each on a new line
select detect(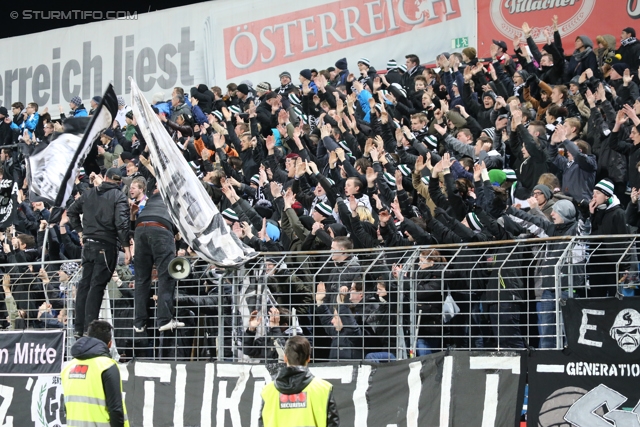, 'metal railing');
0,235,638,362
